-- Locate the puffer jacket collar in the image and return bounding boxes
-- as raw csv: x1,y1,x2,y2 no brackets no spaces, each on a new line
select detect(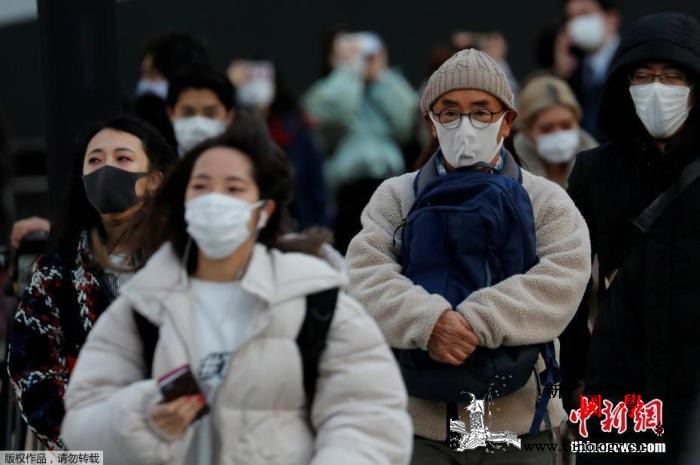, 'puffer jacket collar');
118,242,345,326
